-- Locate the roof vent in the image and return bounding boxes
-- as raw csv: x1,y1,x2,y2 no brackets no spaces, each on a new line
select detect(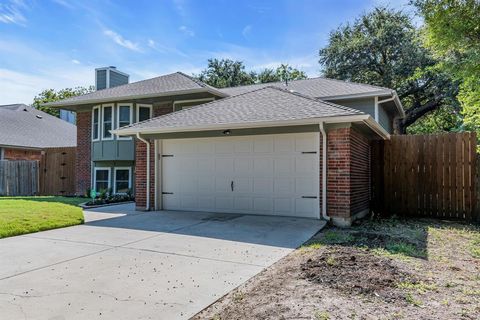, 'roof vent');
95,66,129,91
